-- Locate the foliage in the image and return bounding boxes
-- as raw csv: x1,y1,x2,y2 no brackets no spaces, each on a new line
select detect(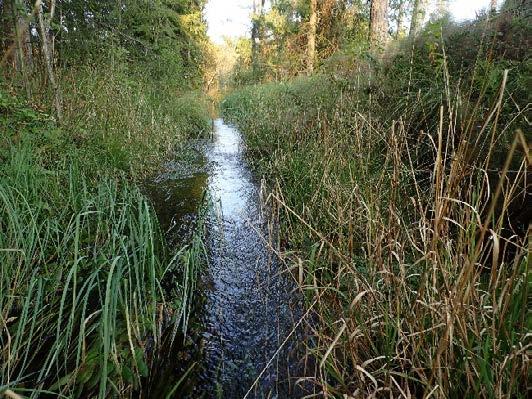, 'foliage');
55,0,210,88
2,0,213,175
231,0,369,84
0,93,207,398
221,8,530,397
